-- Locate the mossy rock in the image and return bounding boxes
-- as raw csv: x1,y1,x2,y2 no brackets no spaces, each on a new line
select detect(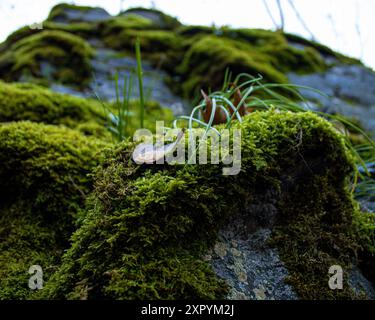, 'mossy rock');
177,35,287,98
0,81,109,139
47,3,110,23
177,31,326,99
101,25,182,71
0,22,98,51
99,14,154,37
120,7,181,30
0,81,174,140
0,122,109,299
41,110,372,299
285,32,361,65
0,30,94,86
